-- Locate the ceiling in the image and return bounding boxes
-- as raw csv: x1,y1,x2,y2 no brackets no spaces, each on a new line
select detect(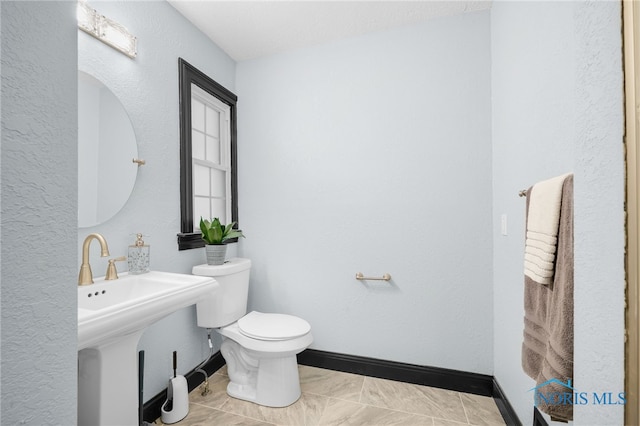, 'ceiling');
167,1,492,62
